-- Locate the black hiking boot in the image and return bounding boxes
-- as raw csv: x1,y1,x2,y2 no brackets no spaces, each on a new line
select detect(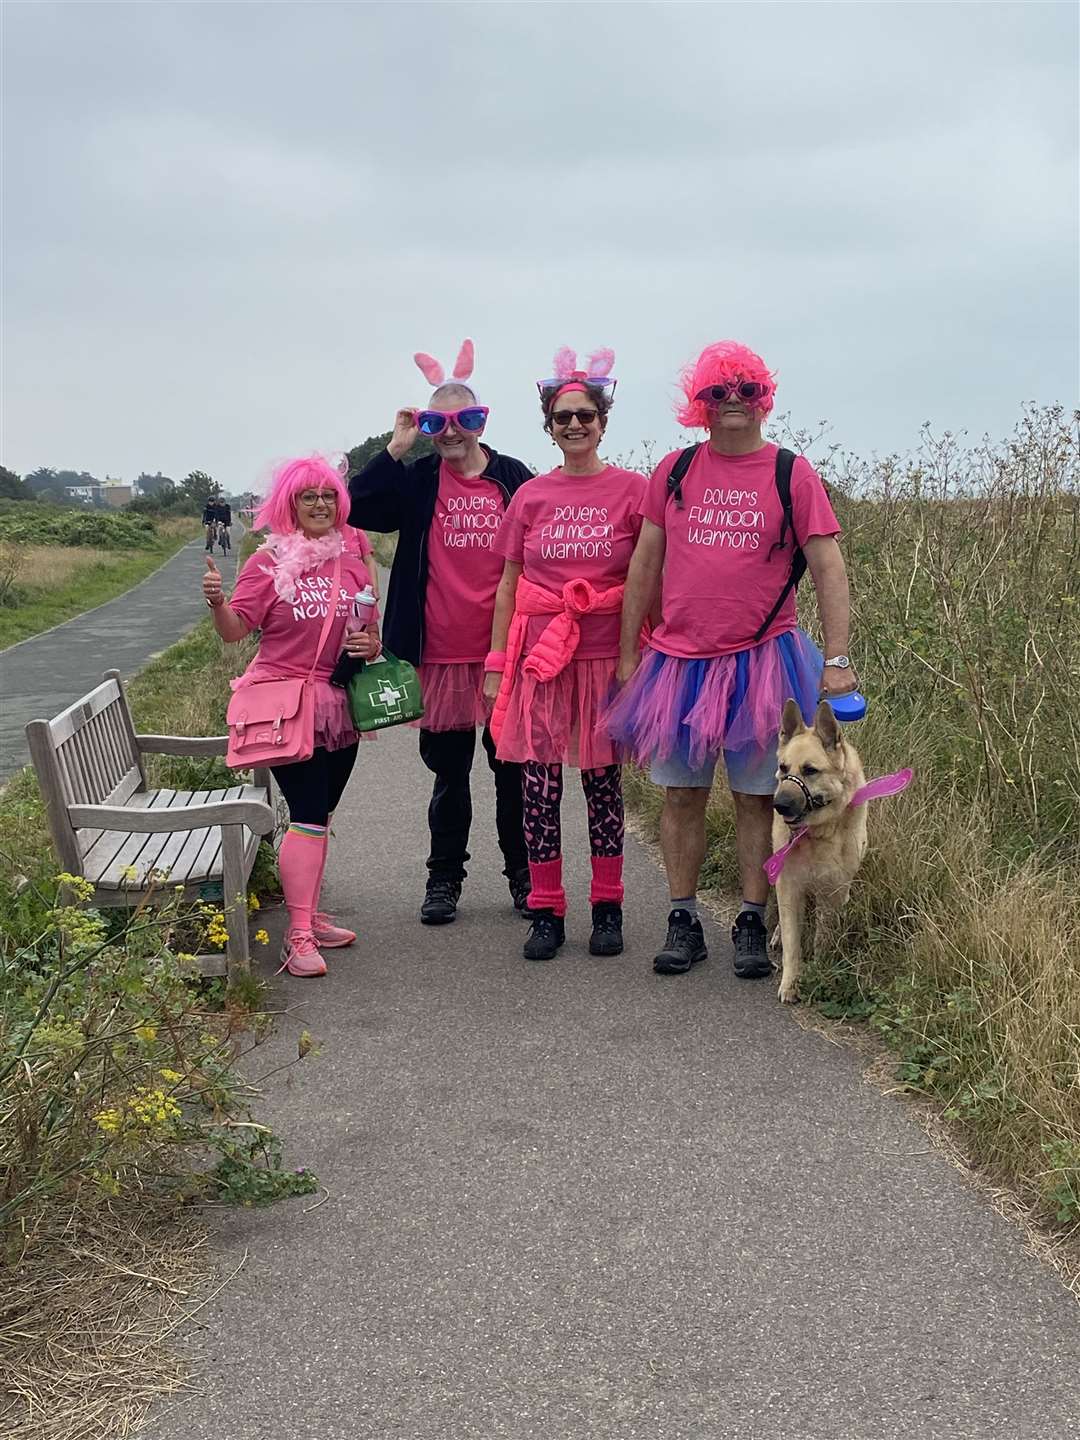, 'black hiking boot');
508,867,533,917
523,909,565,961
420,877,461,926
653,909,708,975
589,902,624,956
731,910,772,978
